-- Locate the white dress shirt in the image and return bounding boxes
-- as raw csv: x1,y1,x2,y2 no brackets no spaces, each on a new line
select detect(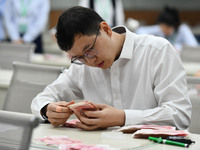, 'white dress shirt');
31,26,191,130
136,24,199,51
78,0,125,27
4,0,50,42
